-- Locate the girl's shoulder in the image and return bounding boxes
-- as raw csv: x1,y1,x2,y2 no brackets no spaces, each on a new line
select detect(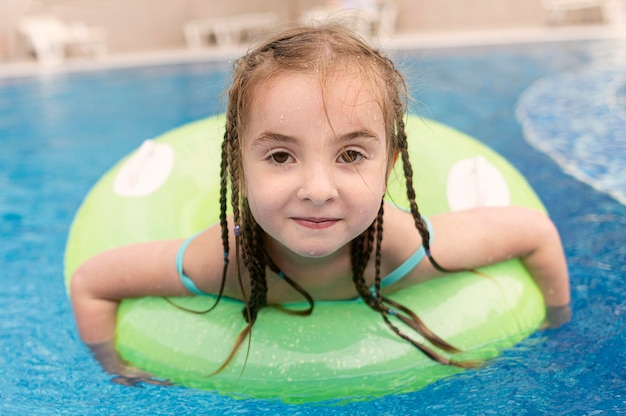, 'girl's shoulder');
181,217,245,298
380,204,427,278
